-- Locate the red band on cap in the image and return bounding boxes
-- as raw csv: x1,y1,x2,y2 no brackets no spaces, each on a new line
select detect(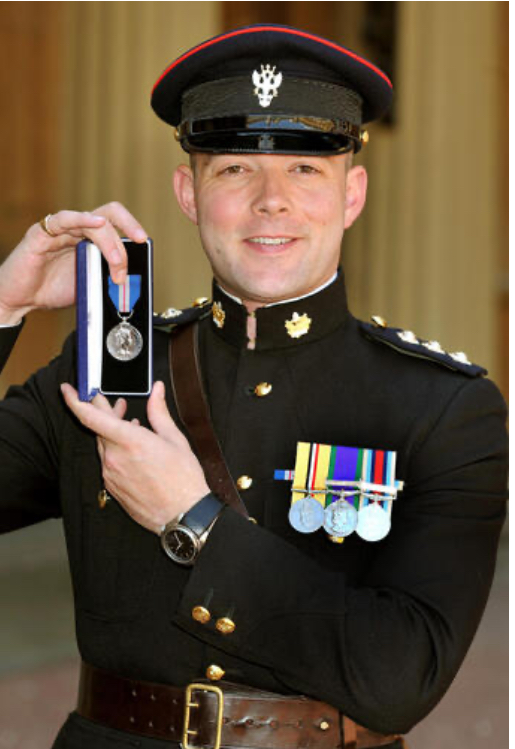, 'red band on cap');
152,26,393,93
